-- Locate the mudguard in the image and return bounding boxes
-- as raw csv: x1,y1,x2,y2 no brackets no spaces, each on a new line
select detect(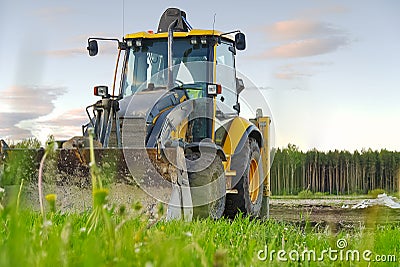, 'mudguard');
223,117,263,189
